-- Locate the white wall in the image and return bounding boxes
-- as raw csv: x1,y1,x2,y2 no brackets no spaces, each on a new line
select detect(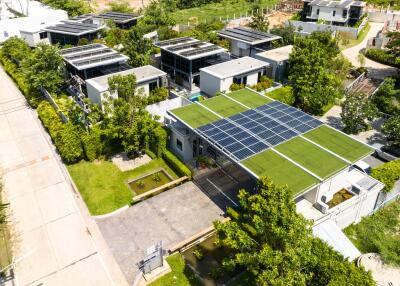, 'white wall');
368,11,400,23
200,70,221,96
230,40,251,57
20,31,49,47
170,128,193,162
310,5,346,22
146,97,188,124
